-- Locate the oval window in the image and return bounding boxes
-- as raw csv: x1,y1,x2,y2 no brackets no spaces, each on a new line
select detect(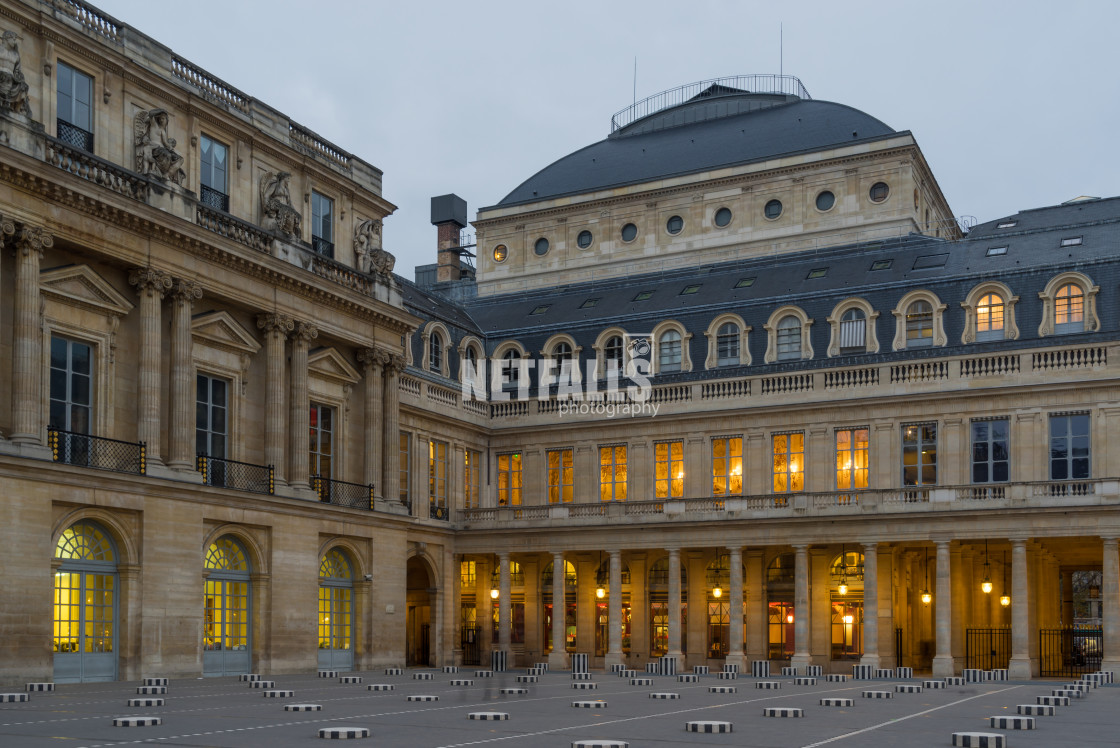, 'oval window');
666,215,684,235
534,237,550,256
815,190,835,212
493,244,508,263
764,199,783,220
577,230,593,249
714,207,732,227
621,222,638,242
869,182,890,203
